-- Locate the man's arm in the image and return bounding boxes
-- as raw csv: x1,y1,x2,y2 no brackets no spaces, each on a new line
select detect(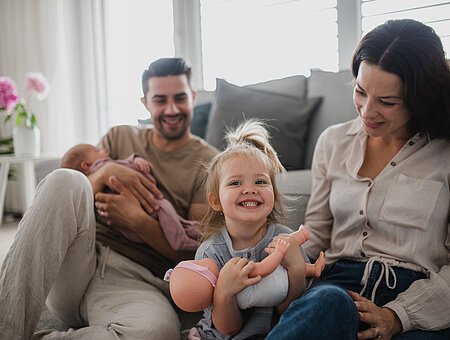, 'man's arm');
89,162,161,213
96,176,194,261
